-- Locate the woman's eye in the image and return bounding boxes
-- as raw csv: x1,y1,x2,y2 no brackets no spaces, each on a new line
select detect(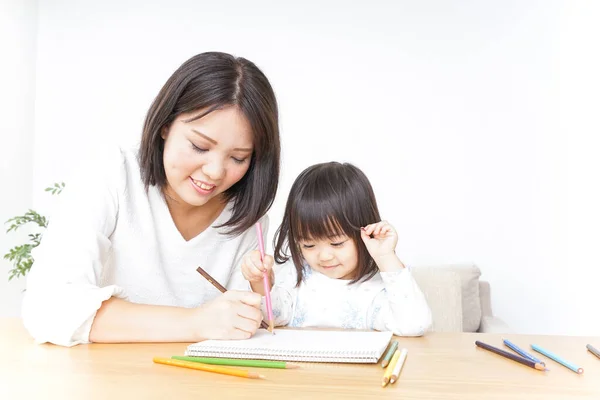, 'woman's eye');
232,157,247,164
191,143,207,153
